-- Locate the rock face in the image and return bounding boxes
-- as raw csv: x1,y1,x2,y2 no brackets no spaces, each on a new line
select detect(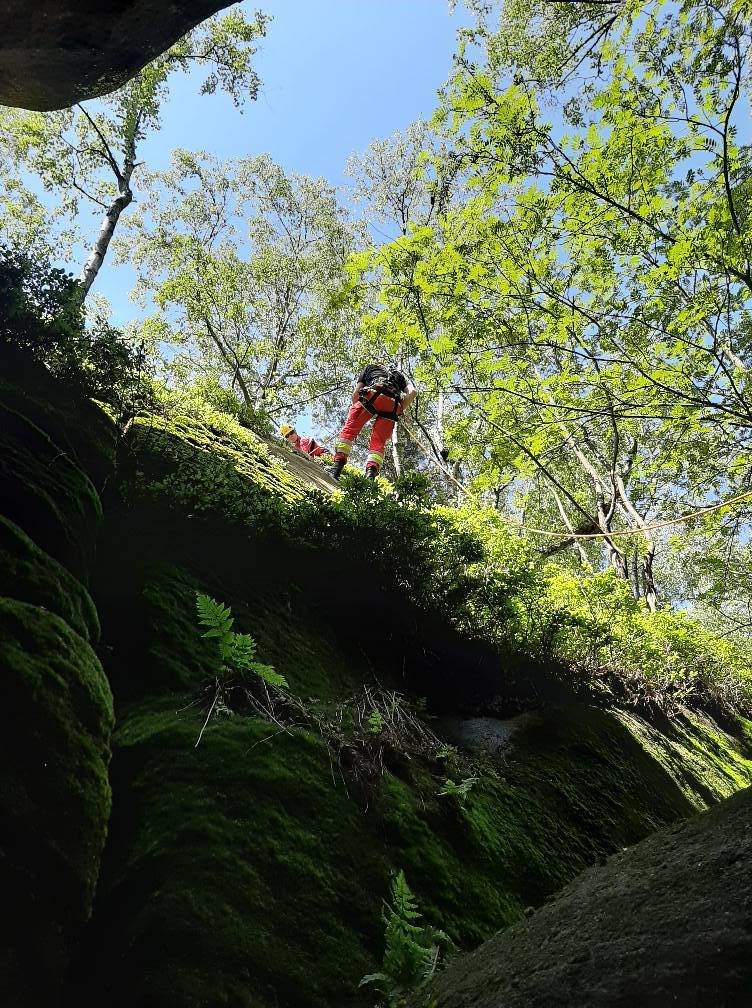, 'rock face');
0,347,116,1006
63,408,752,1008
425,783,752,1008
1,351,751,1008
0,1,232,110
